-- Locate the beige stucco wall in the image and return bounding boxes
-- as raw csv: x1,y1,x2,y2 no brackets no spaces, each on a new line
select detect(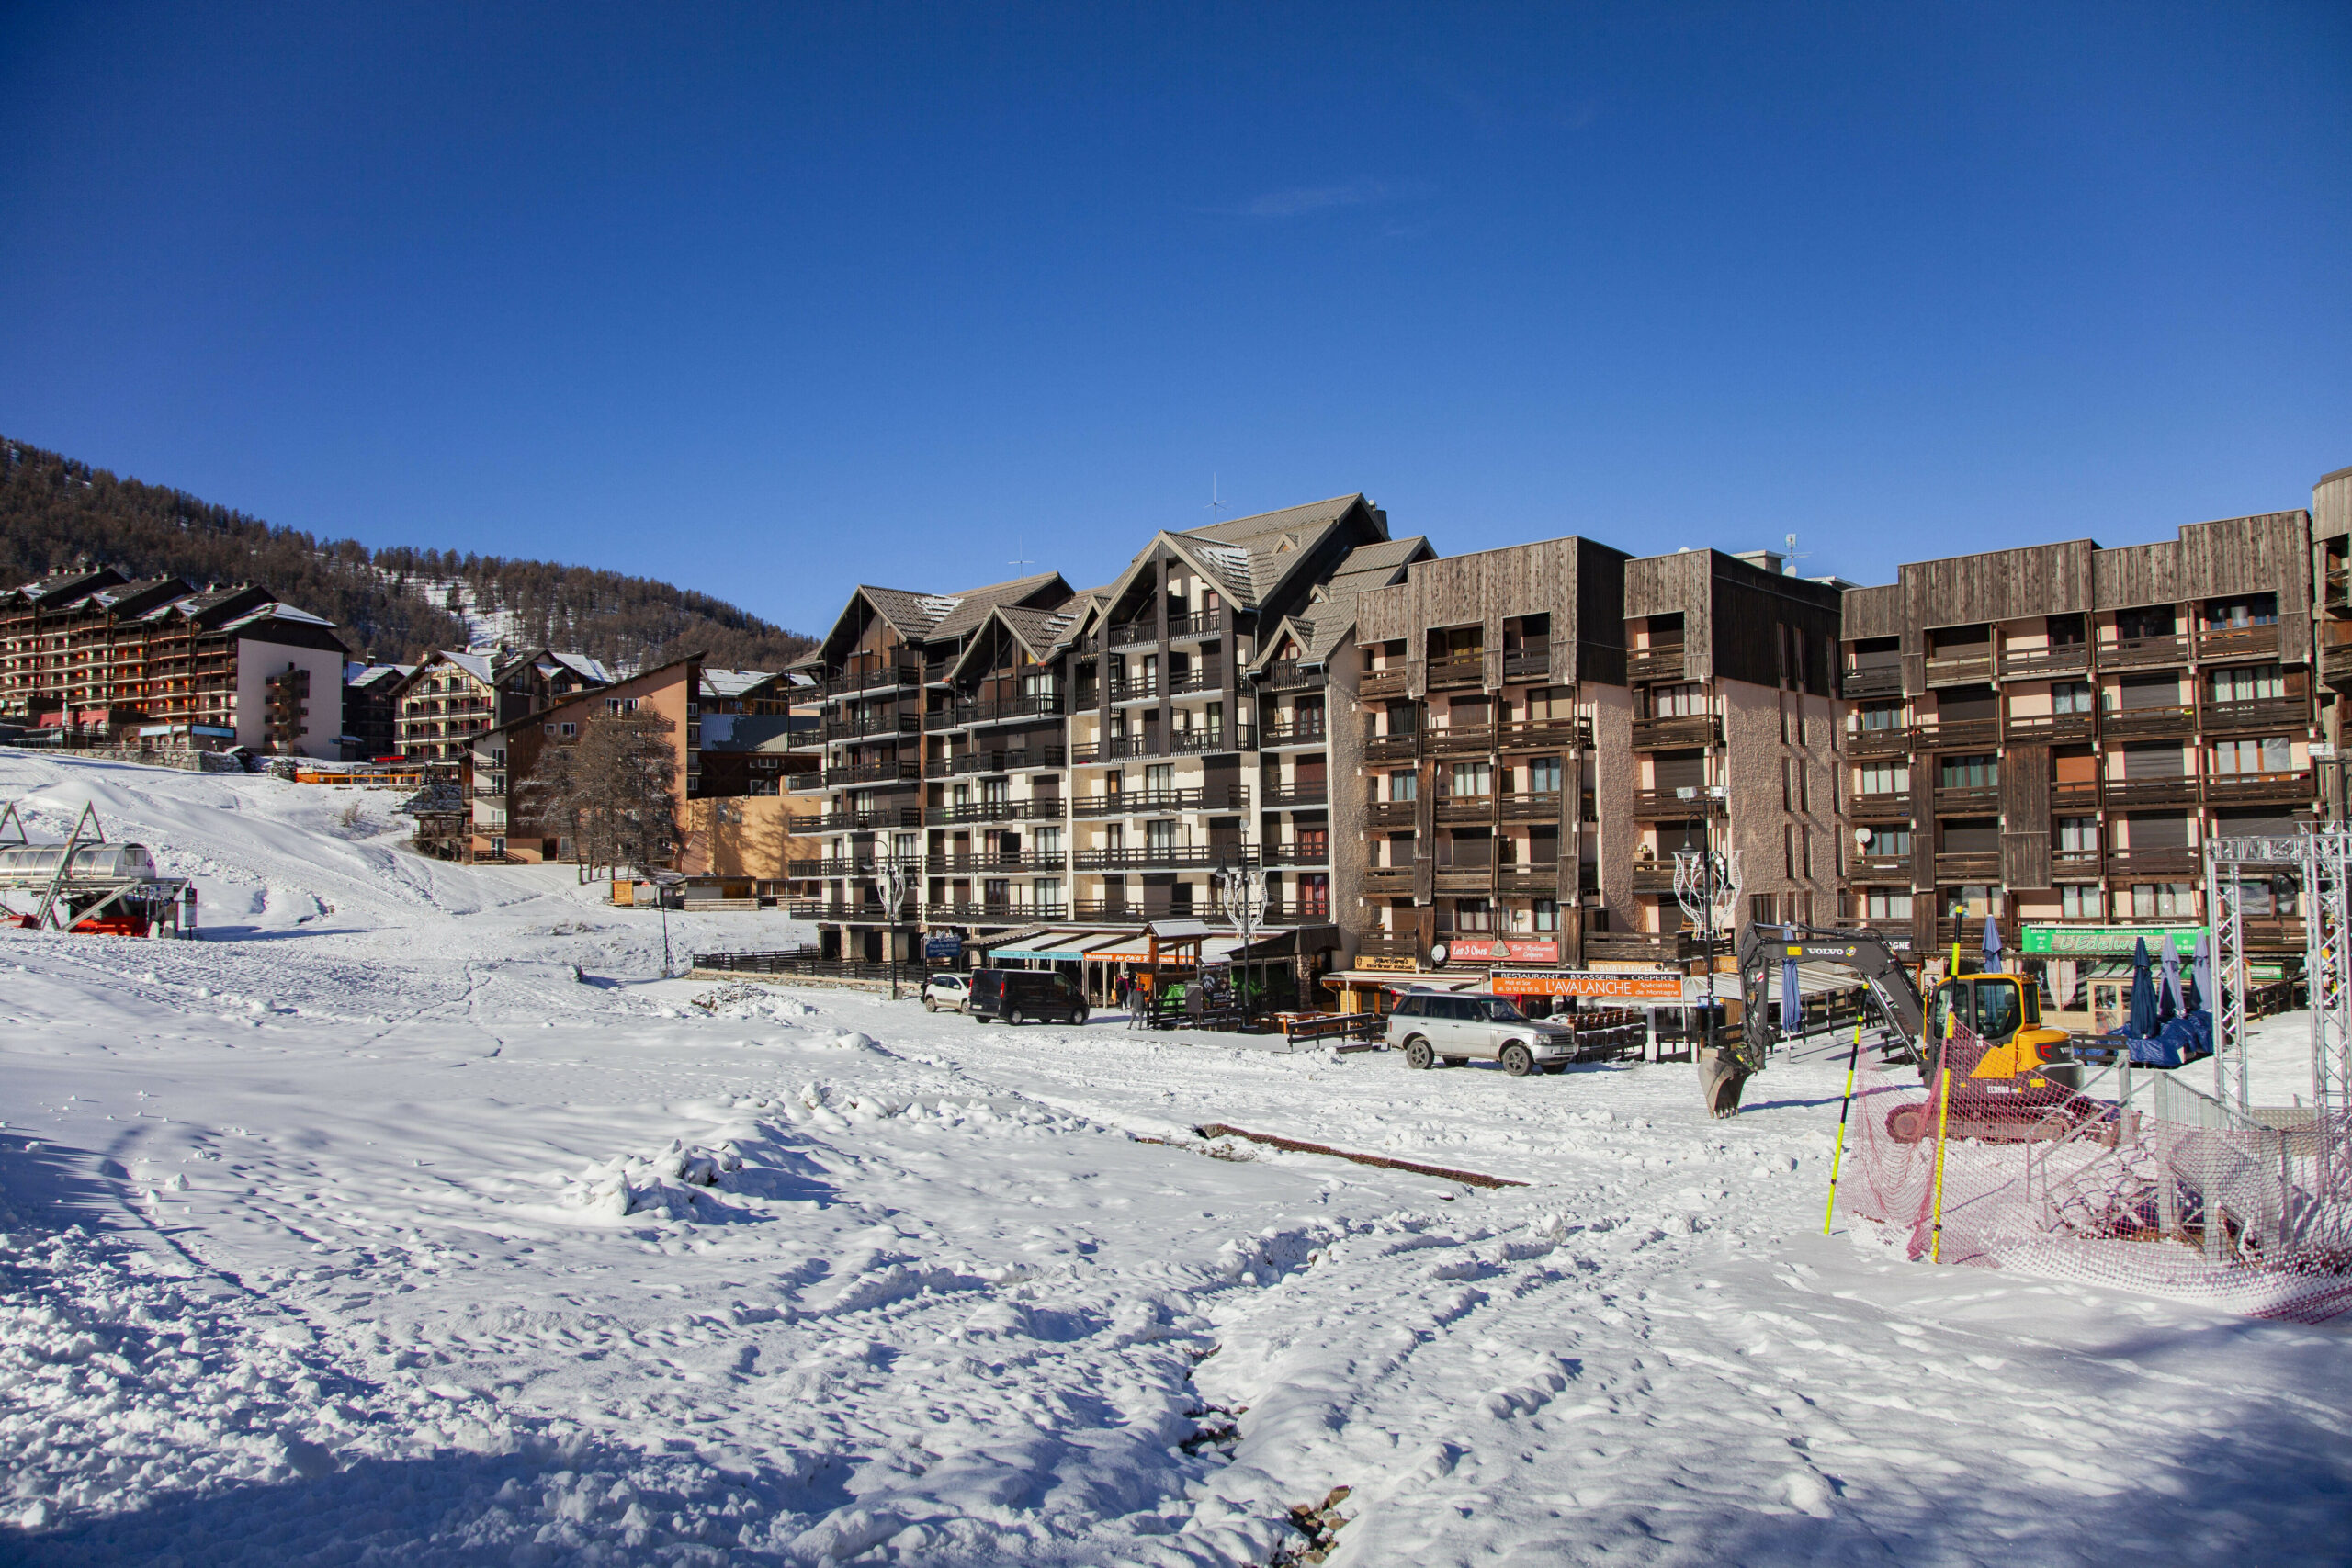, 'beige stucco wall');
233,636,346,758
683,794,822,878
